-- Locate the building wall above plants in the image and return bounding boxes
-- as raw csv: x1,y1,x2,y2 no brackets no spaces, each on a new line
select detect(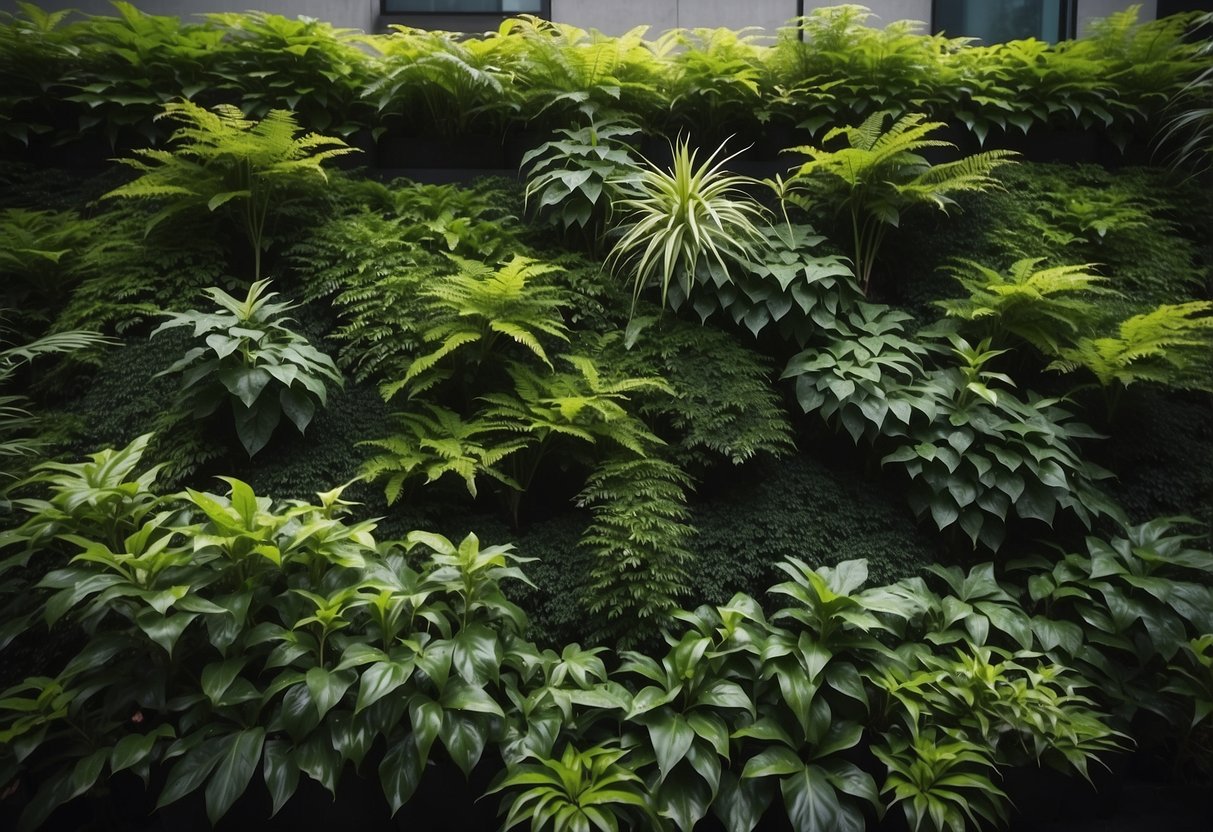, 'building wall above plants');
0,0,1168,35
